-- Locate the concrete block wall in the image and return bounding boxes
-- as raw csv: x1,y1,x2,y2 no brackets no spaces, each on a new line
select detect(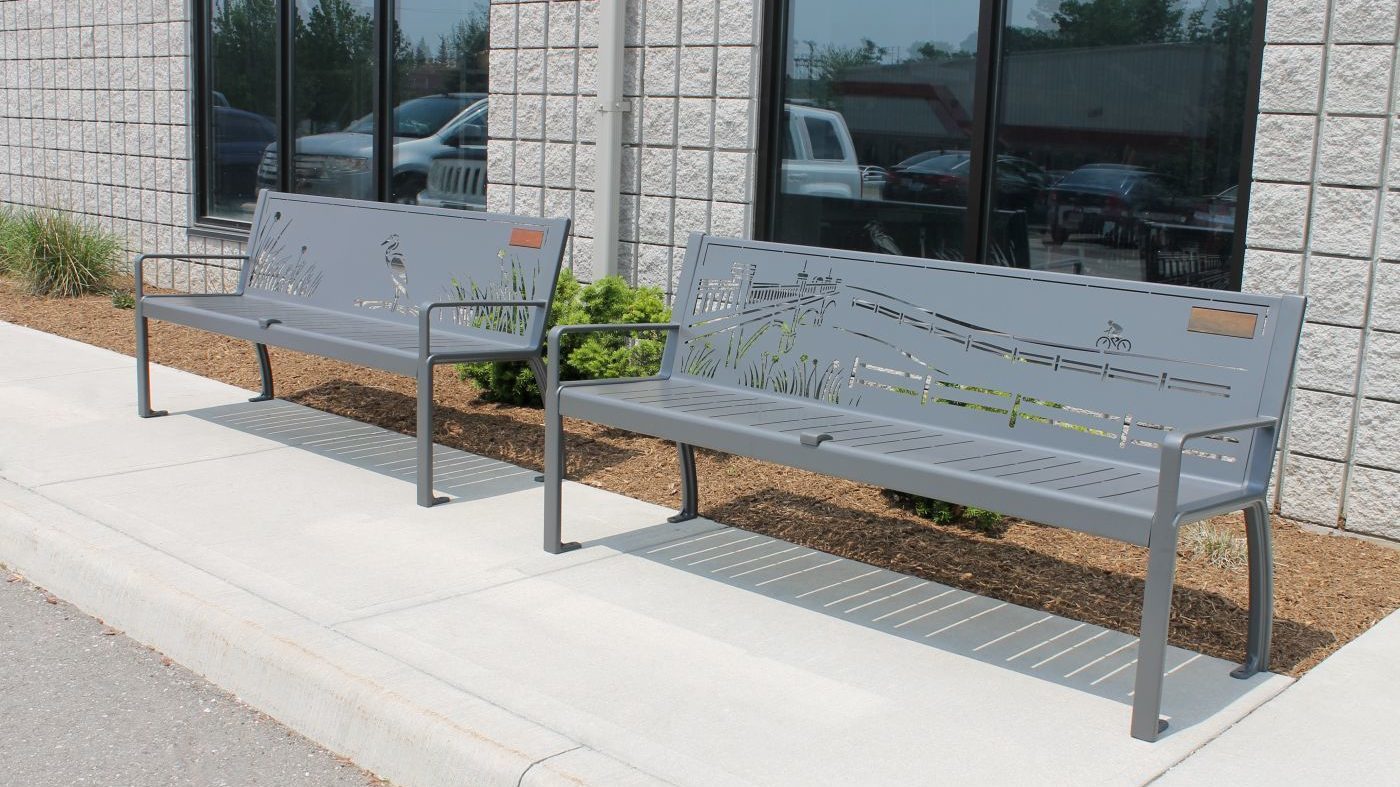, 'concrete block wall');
485,0,759,294
0,0,244,290
1245,0,1400,538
